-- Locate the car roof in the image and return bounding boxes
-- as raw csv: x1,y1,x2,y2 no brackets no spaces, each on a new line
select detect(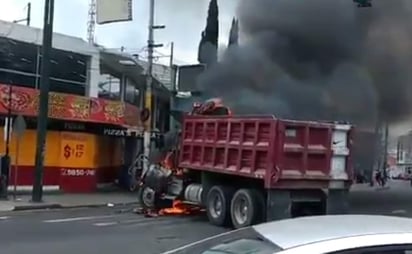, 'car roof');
253,215,412,249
